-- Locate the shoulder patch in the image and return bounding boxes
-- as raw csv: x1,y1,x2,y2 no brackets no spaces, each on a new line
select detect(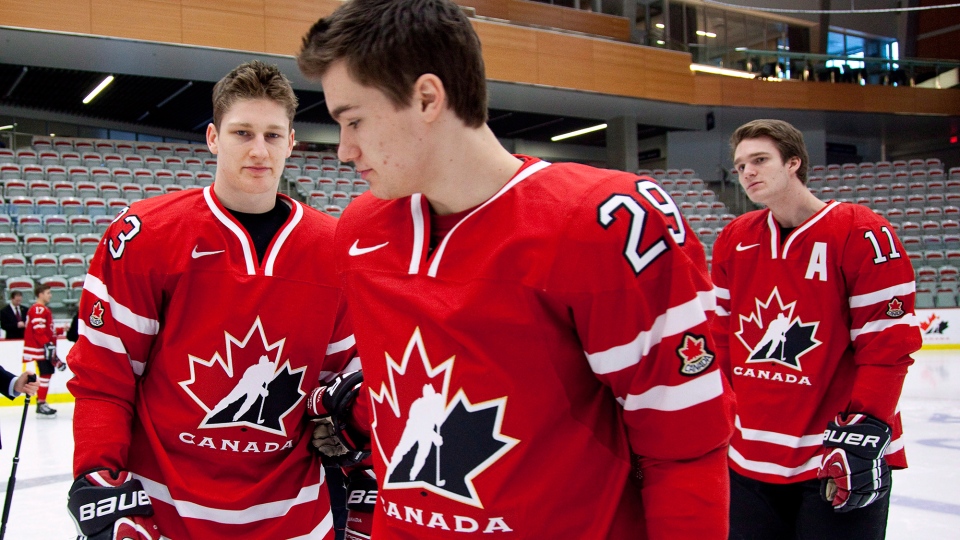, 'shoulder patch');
676,333,715,376
886,297,905,318
89,301,105,328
